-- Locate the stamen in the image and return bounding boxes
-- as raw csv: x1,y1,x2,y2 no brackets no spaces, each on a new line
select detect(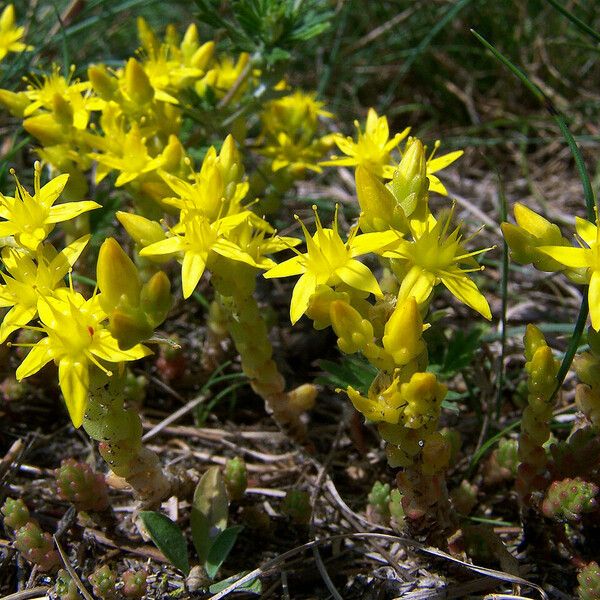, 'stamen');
428,140,441,162
86,351,113,377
